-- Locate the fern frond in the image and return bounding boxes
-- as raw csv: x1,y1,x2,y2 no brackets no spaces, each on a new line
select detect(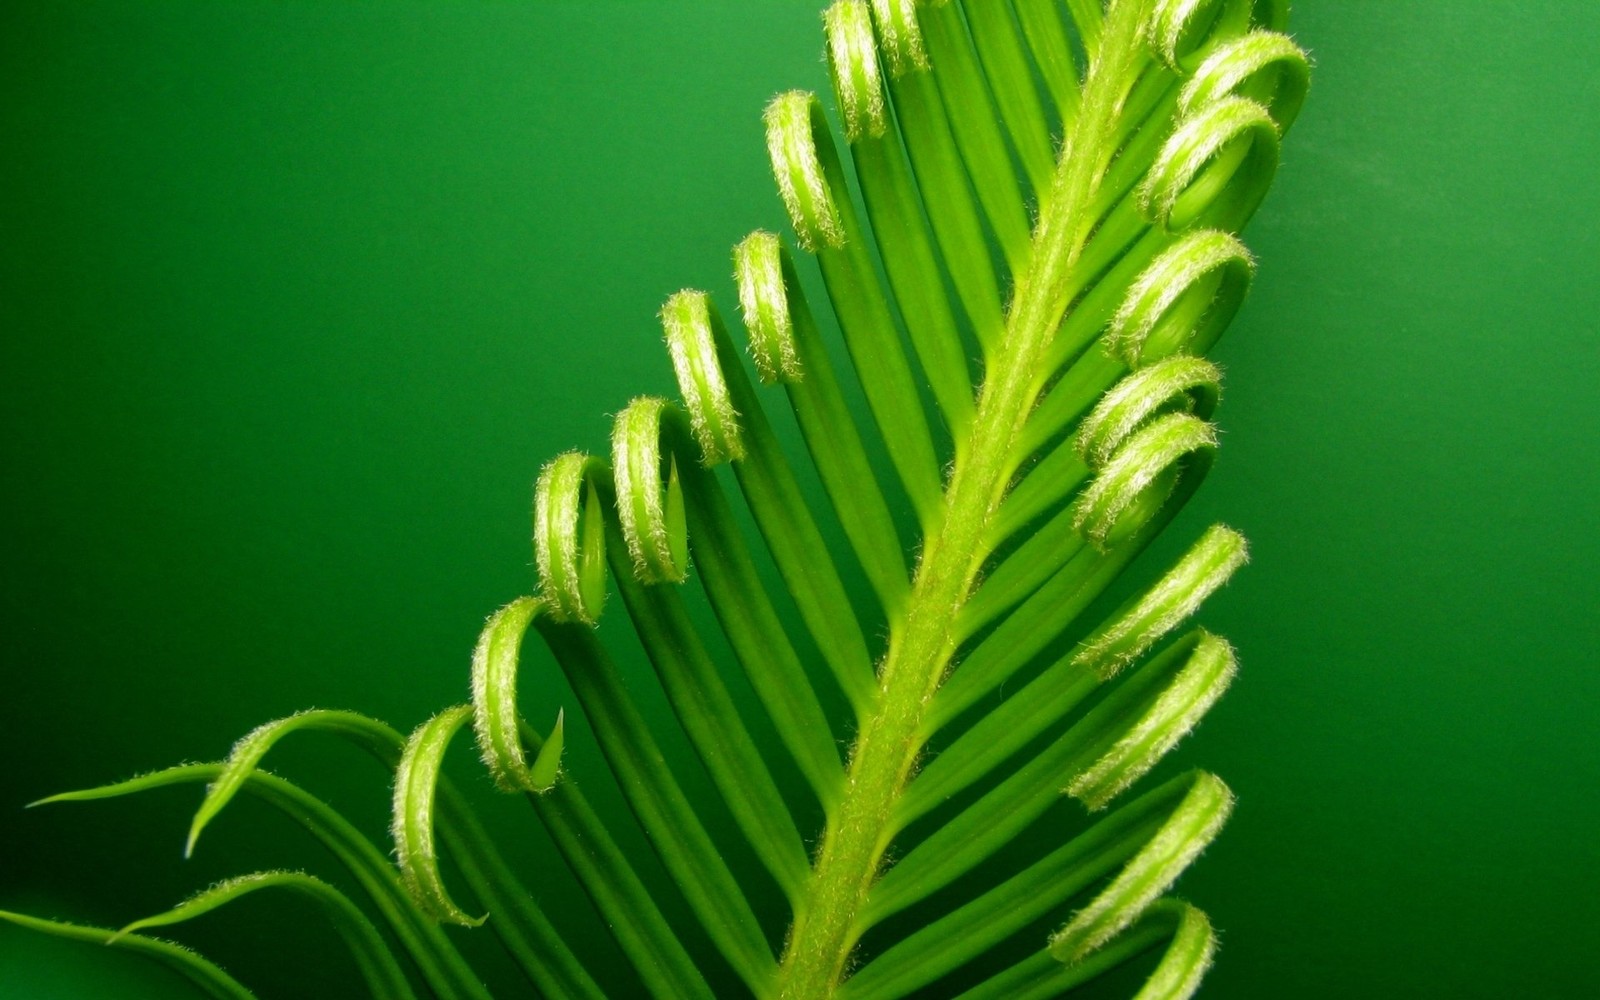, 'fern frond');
9,1,1313,996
